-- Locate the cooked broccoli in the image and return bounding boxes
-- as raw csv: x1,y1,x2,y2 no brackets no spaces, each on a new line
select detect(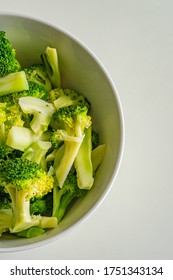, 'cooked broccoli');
1,81,49,106
19,96,55,137
0,31,21,77
0,209,12,236
74,125,94,190
0,186,11,210
22,140,52,170
15,226,45,238
0,33,106,236
6,126,39,151
41,47,61,88
0,102,24,143
0,143,13,160
30,192,53,217
53,171,87,222
23,64,52,92
91,144,106,173
49,88,90,110
0,71,29,97
51,105,91,187
0,157,56,233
